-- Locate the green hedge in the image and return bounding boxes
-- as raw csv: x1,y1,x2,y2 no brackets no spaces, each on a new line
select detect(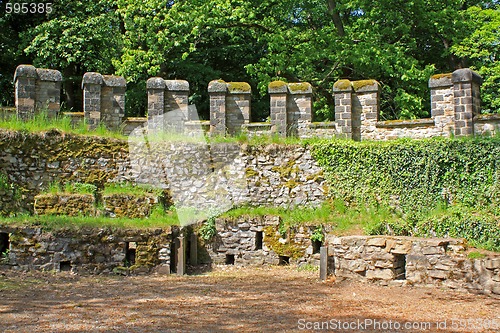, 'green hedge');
310,137,500,250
